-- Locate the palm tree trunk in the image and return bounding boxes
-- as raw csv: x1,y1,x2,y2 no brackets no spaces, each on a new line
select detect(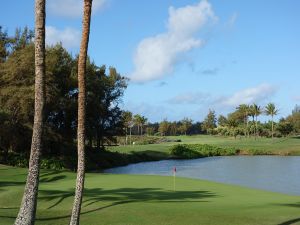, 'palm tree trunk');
125,127,128,145
255,115,257,140
69,1,92,224
129,127,132,145
244,114,247,137
271,115,274,139
246,116,249,138
14,1,45,224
